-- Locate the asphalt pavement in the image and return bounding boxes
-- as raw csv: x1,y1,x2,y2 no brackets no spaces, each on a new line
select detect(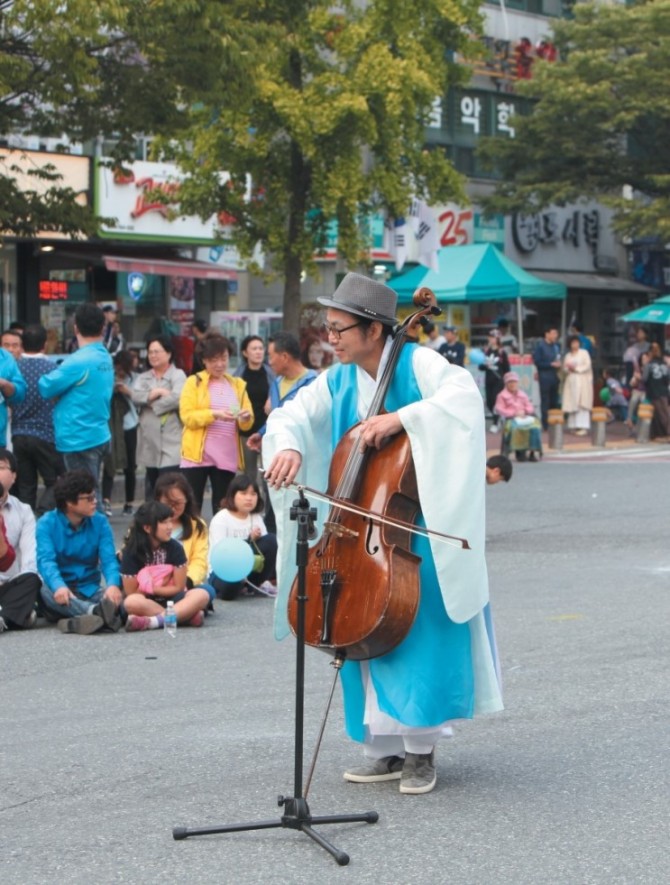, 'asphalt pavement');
1,455,668,885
